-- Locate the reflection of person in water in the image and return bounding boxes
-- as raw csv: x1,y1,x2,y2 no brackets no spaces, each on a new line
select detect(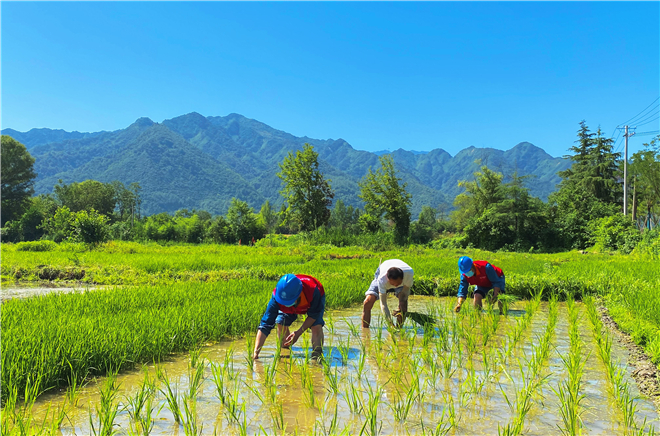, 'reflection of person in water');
454,256,505,313
362,259,414,328
253,274,326,360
